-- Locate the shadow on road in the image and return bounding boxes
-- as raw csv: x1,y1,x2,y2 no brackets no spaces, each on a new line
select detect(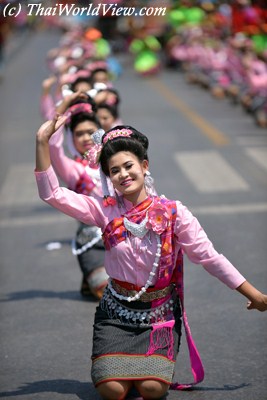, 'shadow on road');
191,383,251,391
0,379,101,399
0,290,98,303
0,380,250,399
